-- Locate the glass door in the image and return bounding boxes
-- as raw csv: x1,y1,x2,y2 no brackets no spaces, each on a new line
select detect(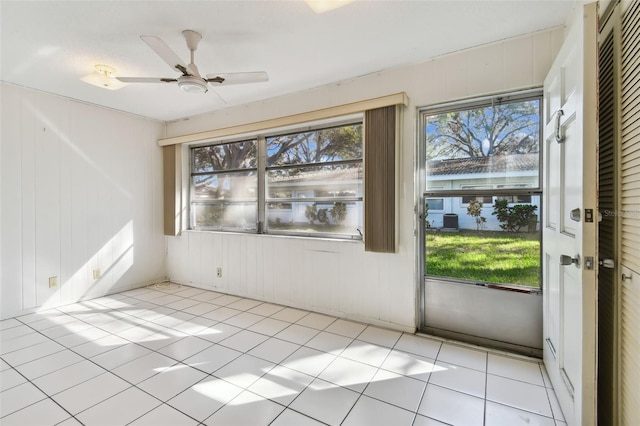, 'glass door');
418,90,544,355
